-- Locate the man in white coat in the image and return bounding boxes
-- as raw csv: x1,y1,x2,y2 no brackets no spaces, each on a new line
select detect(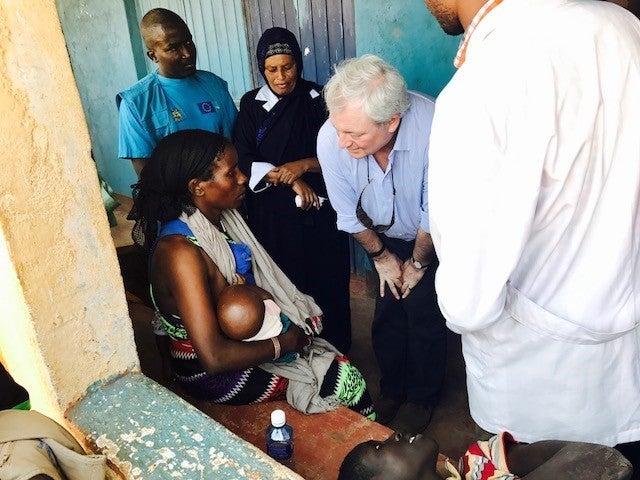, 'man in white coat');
423,0,640,472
